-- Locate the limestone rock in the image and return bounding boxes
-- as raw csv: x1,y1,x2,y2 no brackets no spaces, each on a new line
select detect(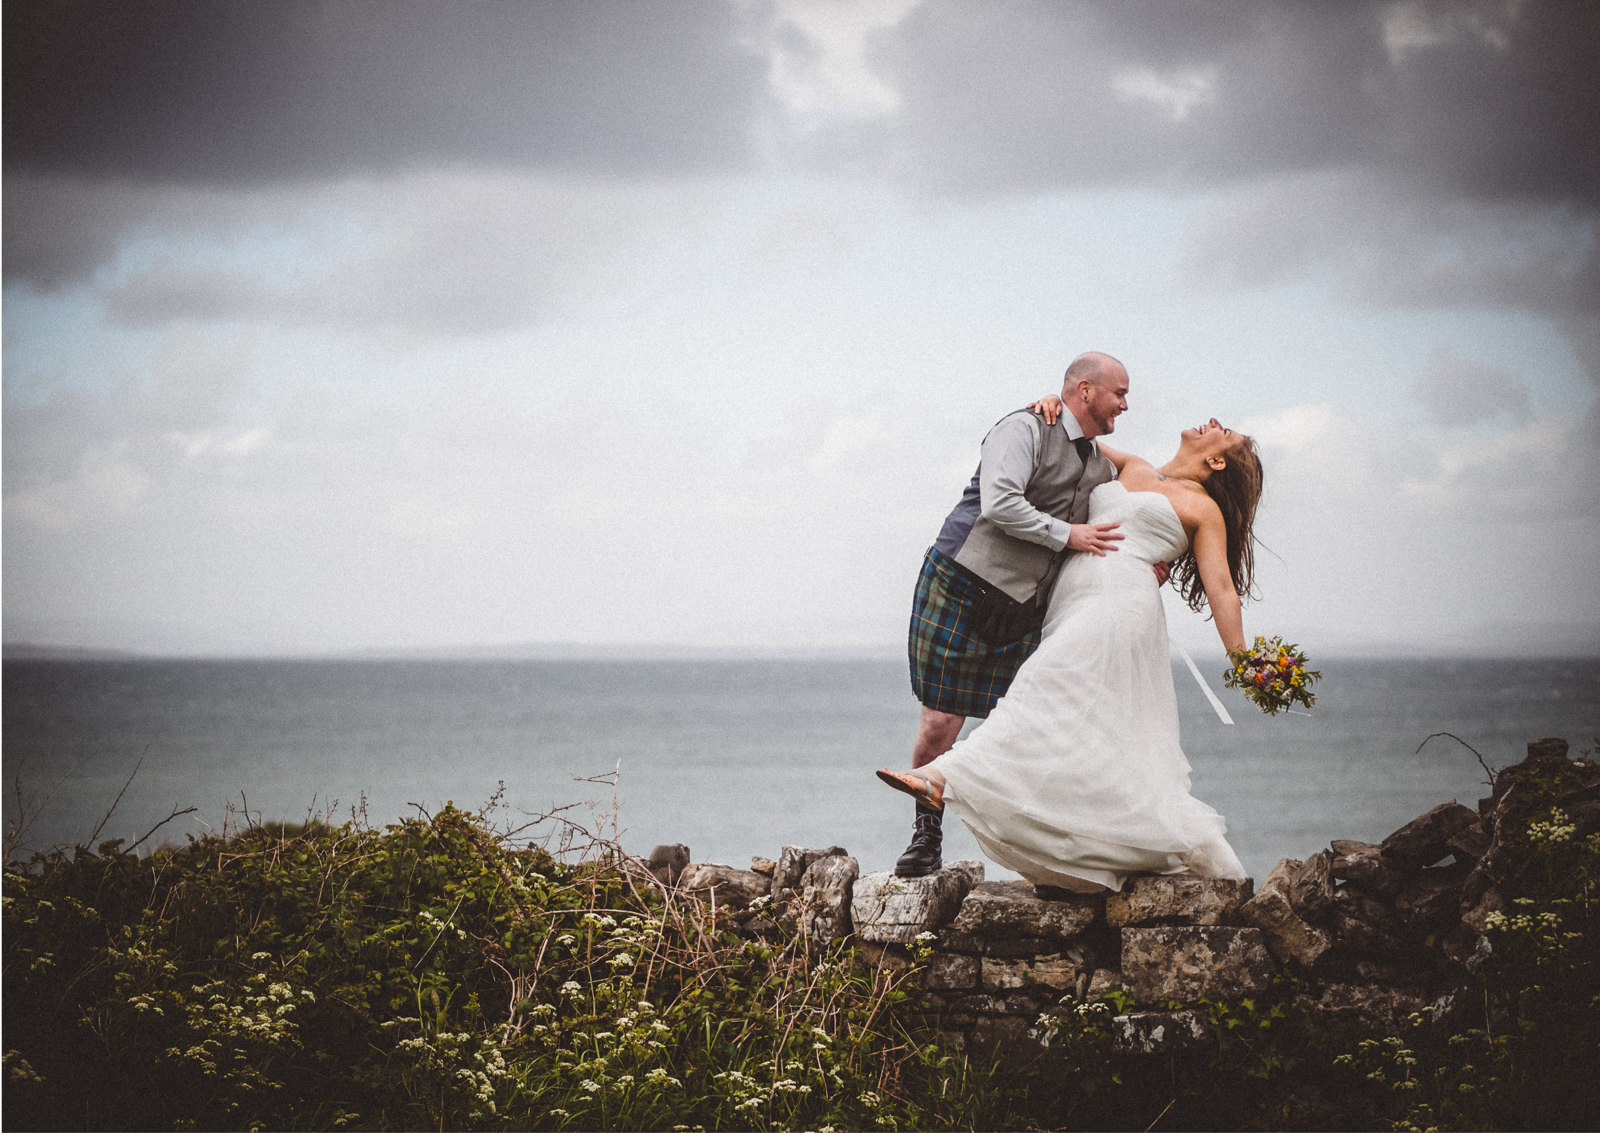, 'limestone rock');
851,860,983,945
1120,926,1275,1005
1458,883,1506,934
678,863,770,909
937,991,1007,1024
966,1014,1030,1052
1110,1010,1214,1054
1489,778,1535,841
1265,856,1300,878
1444,821,1493,865
1525,736,1570,762
855,941,913,975
1352,957,1427,988
655,745,1600,1069
773,845,848,892
1487,739,1575,811
1288,850,1336,924
1237,859,1333,967
1443,924,1494,971
1330,840,1403,897
1483,742,1599,848
1298,982,1430,1033
924,951,980,991
980,954,1082,992
940,880,1100,955
646,843,690,886
792,854,858,941
1087,968,1123,999
1382,802,1483,868
1105,874,1253,927
1331,886,1407,957
1393,863,1469,932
